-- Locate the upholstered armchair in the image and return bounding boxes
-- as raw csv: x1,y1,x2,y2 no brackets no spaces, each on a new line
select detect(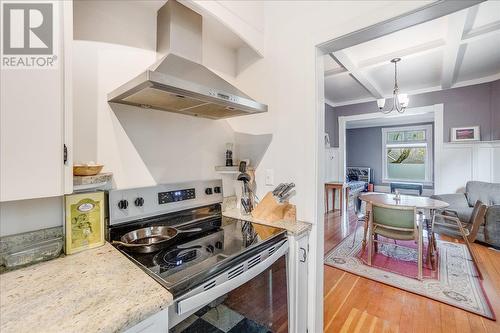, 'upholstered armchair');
431,181,500,248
